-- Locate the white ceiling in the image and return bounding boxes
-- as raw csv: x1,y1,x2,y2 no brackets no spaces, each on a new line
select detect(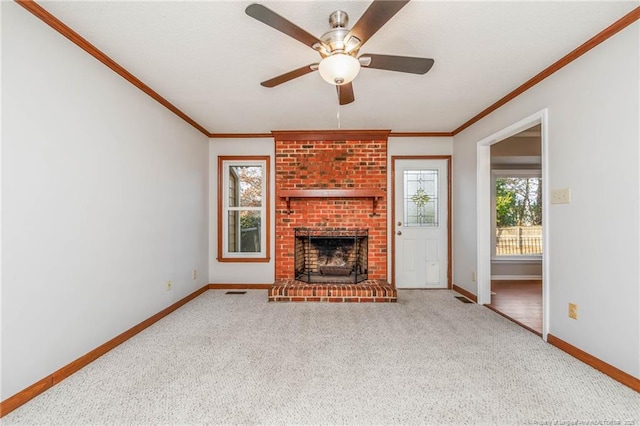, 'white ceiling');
37,1,638,134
